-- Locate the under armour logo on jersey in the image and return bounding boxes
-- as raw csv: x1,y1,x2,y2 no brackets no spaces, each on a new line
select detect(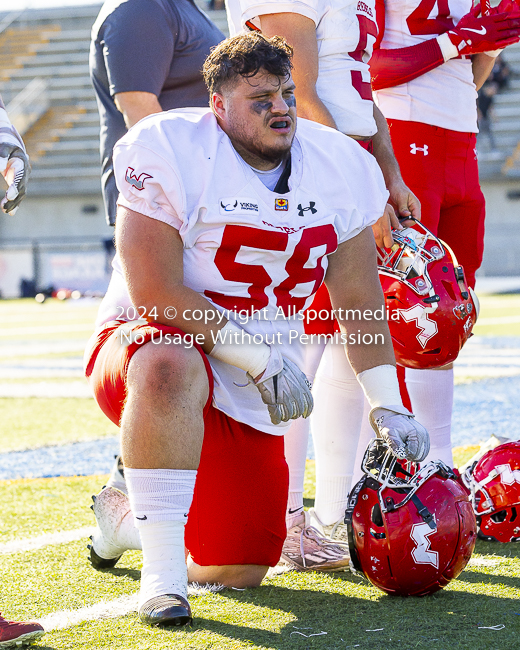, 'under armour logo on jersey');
399,304,438,348
297,202,317,217
125,167,152,191
411,520,439,568
410,144,428,156
496,464,520,485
